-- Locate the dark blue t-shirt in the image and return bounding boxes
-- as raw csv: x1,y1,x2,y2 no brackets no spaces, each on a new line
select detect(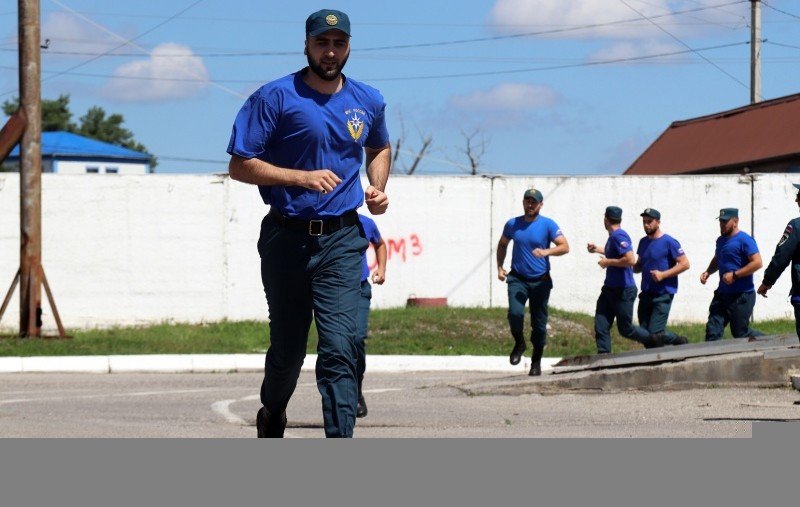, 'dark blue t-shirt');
502,215,563,279
227,71,390,219
715,231,759,294
358,214,382,282
604,228,635,288
636,234,685,295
